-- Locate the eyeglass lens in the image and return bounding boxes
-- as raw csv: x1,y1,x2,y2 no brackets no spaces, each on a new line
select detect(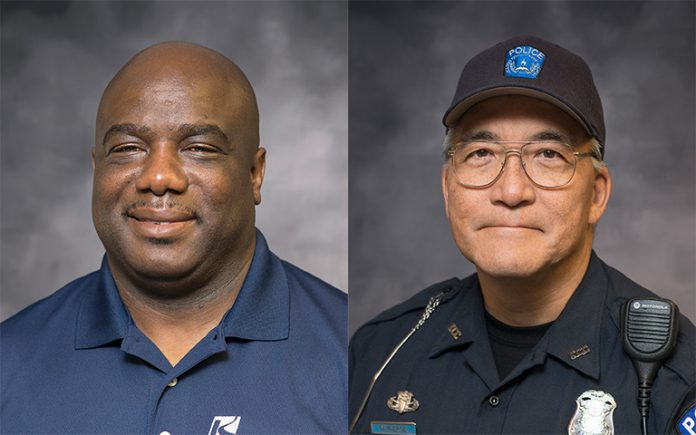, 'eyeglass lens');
451,141,578,188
